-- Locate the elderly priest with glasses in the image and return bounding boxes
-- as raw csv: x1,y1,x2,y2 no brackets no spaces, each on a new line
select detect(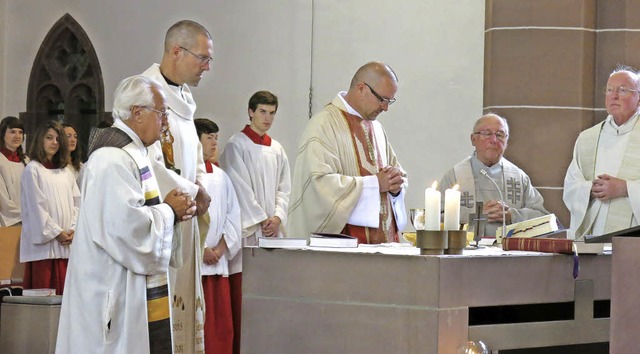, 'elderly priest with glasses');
564,66,640,239
439,113,549,237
